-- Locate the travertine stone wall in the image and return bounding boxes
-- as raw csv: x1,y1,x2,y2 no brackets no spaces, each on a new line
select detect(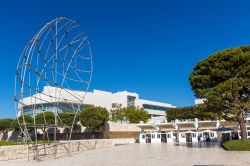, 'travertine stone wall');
0,138,135,161
105,122,140,131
